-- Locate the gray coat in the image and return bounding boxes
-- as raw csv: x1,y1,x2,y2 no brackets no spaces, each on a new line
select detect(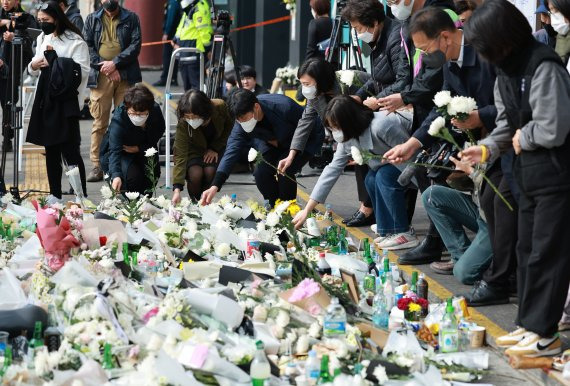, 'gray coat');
310,111,411,203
